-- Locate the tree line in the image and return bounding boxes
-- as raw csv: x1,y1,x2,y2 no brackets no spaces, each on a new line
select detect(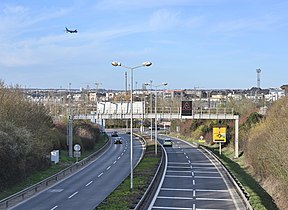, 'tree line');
0,82,100,192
